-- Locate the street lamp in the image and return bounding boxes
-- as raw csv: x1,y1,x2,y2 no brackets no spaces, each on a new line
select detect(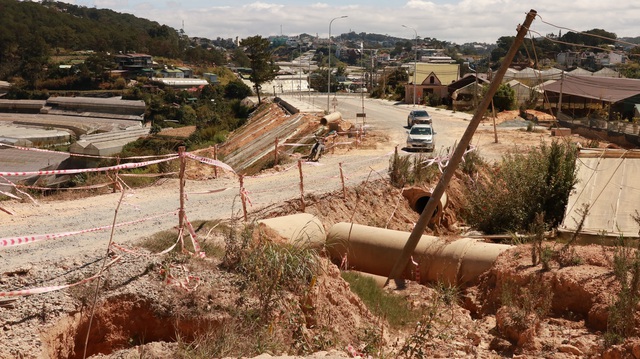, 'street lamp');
402,25,418,106
328,15,348,113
